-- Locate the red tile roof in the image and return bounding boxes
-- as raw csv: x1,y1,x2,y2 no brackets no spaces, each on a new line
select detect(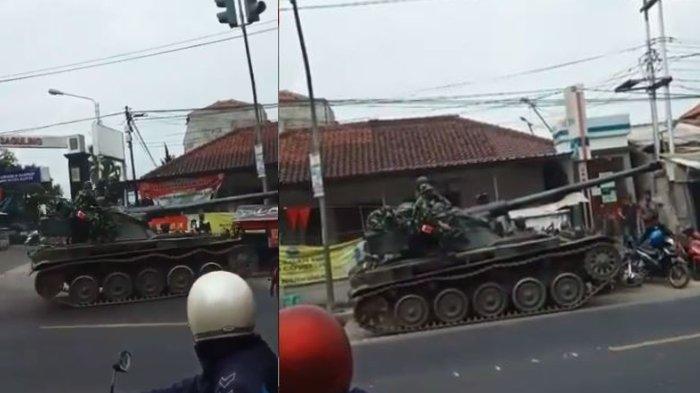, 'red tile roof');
680,103,700,127
279,90,308,103
142,122,278,180
280,115,555,185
